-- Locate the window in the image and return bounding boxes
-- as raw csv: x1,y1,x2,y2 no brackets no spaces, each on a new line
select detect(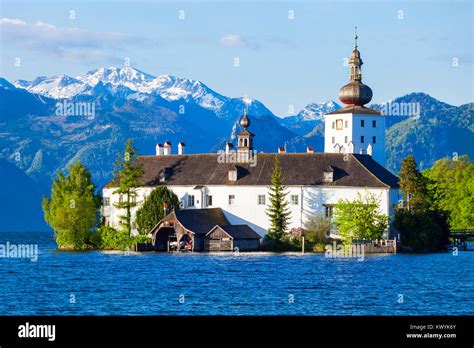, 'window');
119,195,124,204
344,136,348,143
360,136,365,143
206,195,213,206
332,136,335,144
361,119,365,127
344,120,348,128
131,196,136,204
332,122,335,129
323,171,333,183
372,120,376,127
228,169,237,182
228,195,235,205
372,136,376,144
258,195,266,205
103,197,110,206
291,195,299,205
188,195,195,207
324,205,334,219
